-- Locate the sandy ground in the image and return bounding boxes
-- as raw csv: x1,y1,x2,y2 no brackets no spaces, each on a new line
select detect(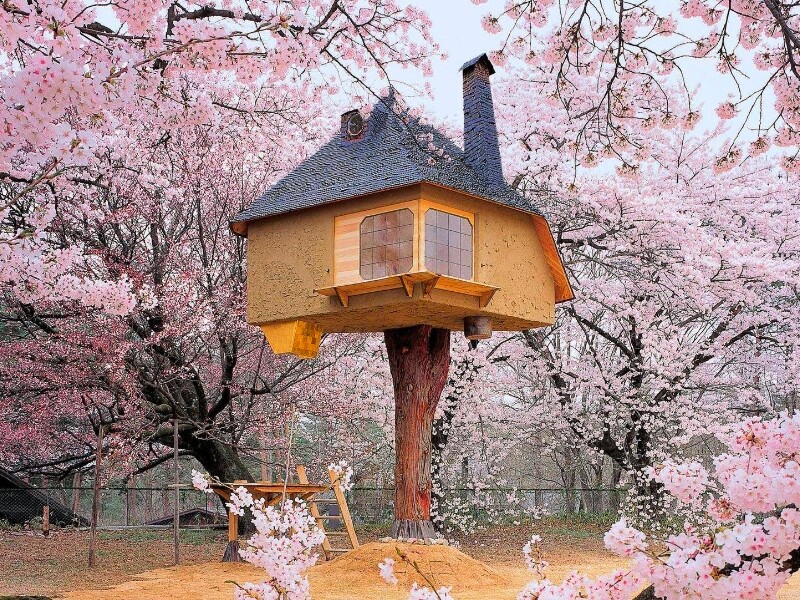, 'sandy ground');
56,543,629,600
54,544,800,600
3,525,800,599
